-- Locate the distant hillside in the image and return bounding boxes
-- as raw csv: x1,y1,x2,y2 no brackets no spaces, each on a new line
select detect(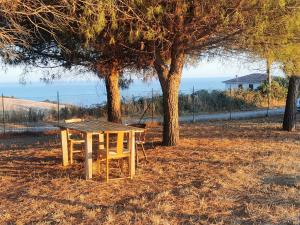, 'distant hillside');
1,97,65,111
